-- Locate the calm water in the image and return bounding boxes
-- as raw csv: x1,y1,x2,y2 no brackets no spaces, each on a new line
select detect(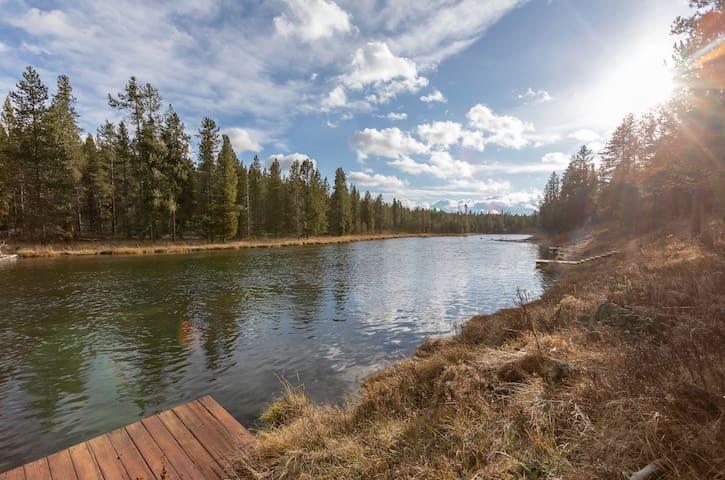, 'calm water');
0,235,544,470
